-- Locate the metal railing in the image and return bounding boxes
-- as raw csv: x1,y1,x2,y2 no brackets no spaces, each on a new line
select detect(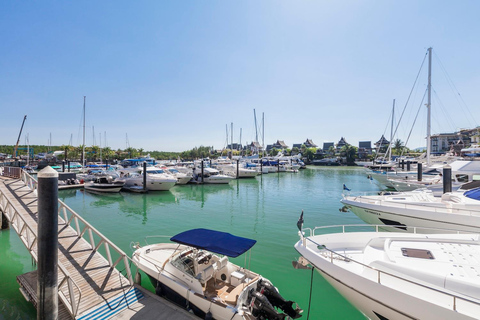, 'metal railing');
0,179,81,316
300,224,480,316
1,166,22,178
2,169,135,317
